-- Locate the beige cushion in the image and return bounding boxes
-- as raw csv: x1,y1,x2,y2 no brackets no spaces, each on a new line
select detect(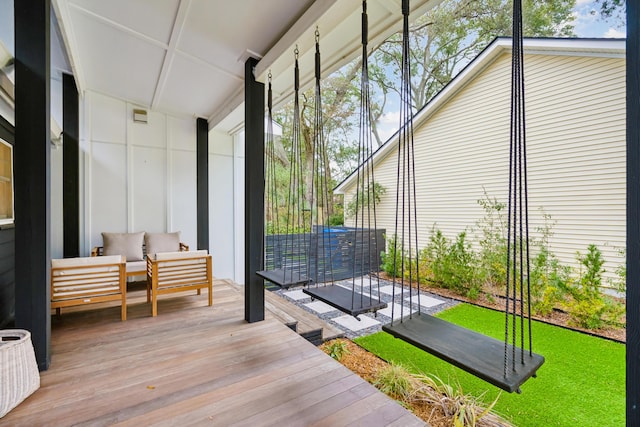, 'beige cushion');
145,232,181,256
52,255,125,269
154,249,208,261
102,232,145,261
126,260,147,273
